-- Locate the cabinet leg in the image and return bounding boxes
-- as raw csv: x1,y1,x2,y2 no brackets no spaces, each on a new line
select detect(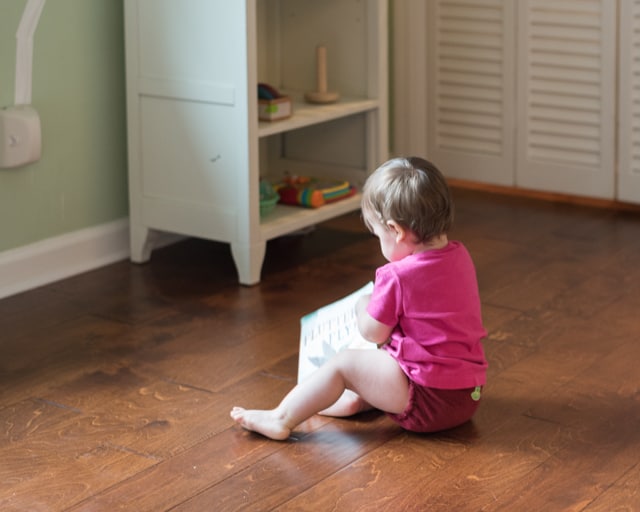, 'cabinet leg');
130,225,153,263
231,241,266,285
